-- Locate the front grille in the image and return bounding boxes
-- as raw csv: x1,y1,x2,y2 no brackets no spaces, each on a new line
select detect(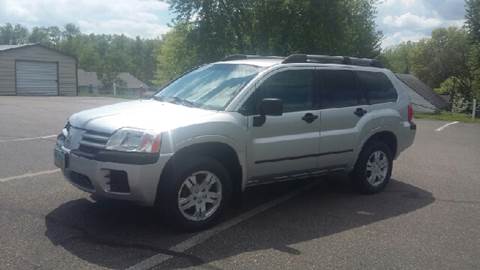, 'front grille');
79,130,111,154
